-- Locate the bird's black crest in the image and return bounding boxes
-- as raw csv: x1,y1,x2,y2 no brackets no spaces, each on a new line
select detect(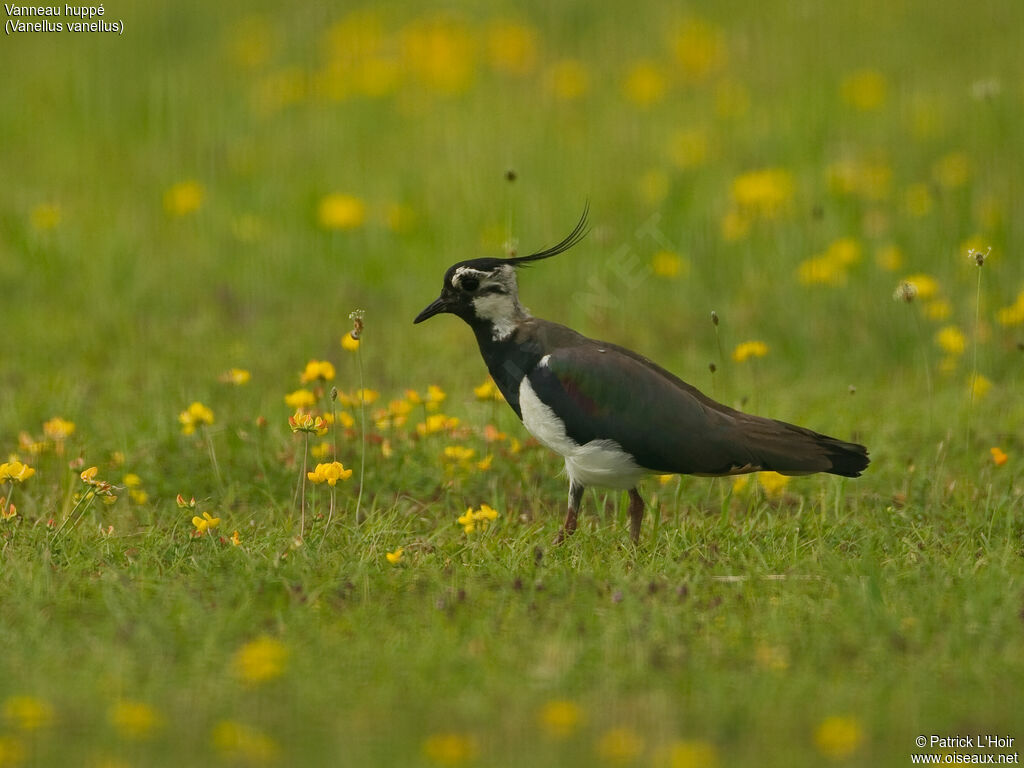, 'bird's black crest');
505,202,590,267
